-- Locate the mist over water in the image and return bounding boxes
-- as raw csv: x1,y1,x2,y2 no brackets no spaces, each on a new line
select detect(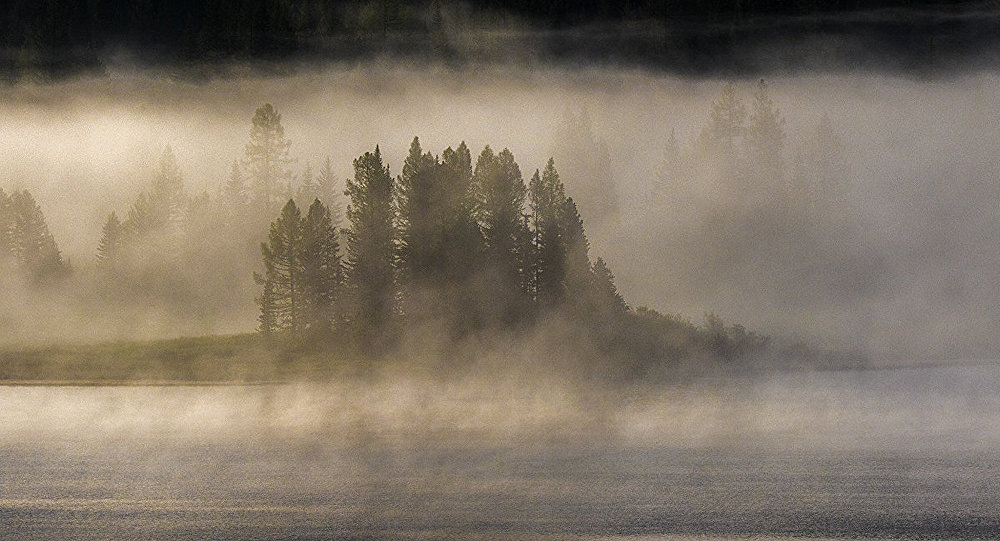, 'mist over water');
4,364,1000,539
